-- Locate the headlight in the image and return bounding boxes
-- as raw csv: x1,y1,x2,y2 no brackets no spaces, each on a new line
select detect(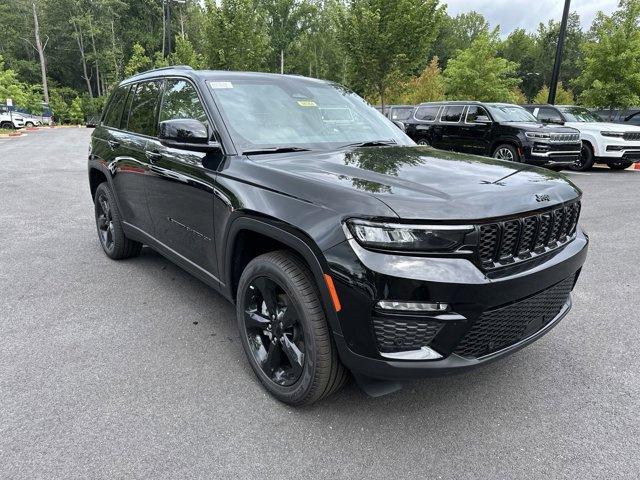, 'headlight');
601,131,625,137
346,220,473,252
525,131,551,140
